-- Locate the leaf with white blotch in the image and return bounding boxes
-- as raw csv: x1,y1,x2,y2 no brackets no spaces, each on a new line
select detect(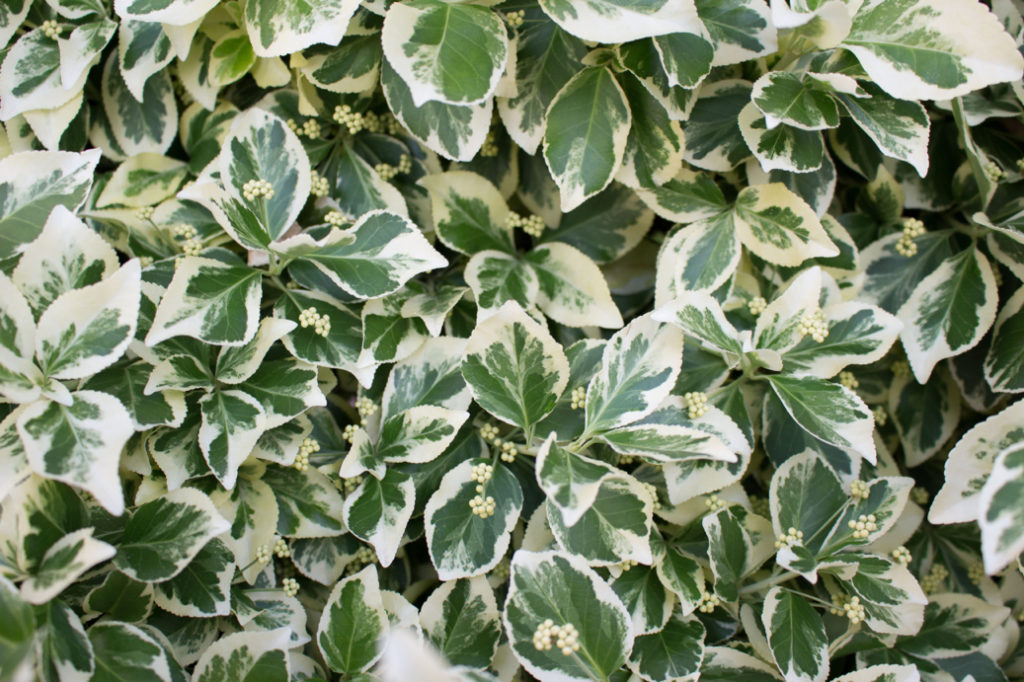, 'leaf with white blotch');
466,250,539,315
274,289,362,372
299,34,381,93
239,356,323,429
616,72,686,190
504,549,632,682
20,528,116,604
752,71,843,132
145,354,214,395
978,442,1024,573
601,422,737,466
318,565,388,674
762,588,829,682
824,555,926,636
377,406,468,465
12,205,118,315
637,167,729,227
614,38,697,121
461,300,568,431
400,285,466,337
832,665,921,682
985,285,1024,392
629,612,704,682
654,215,739,305
703,506,774,602
291,535,364,586
211,476,279,585
114,487,230,582
889,368,960,468
198,389,266,490
343,469,415,567
18,390,133,515
215,318,296,384
0,149,100,261
381,337,471,422
33,597,94,682
739,103,825,173
898,249,997,384
497,9,586,155
262,463,346,538
541,181,654,264
101,53,176,155
900,592,1010,661
768,374,875,464
88,621,172,682
381,60,491,162
769,451,846,558
932,399,1024,525
153,537,234,617
656,547,705,614
299,210,446,300
113,0,219,26
547,474,654,567
146,257,262,347
733,183,838,266
0,30,89,123
783,302,902,378
192,628,291,682
420,171,514,255
702,646,783,681
697,0,777,65
525,242,622,329
34,259,140,381
426,458,522,580
834,476,913,550
653,290,743,361
841,0,1023,101
539,0,703,43
543,67,631,211
97,154,185,209
752,266,823,356
244,0,359,57
358,296,430,369
0,0,30,50
610,564,674,635
117,20,175,103
219,108,311,247
382,0,507,106
241,590,310,647
536,437,618,527
859,230,954,315
584,314,683,437
682,79,753,172
420,577,501,669
834,83,930,177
